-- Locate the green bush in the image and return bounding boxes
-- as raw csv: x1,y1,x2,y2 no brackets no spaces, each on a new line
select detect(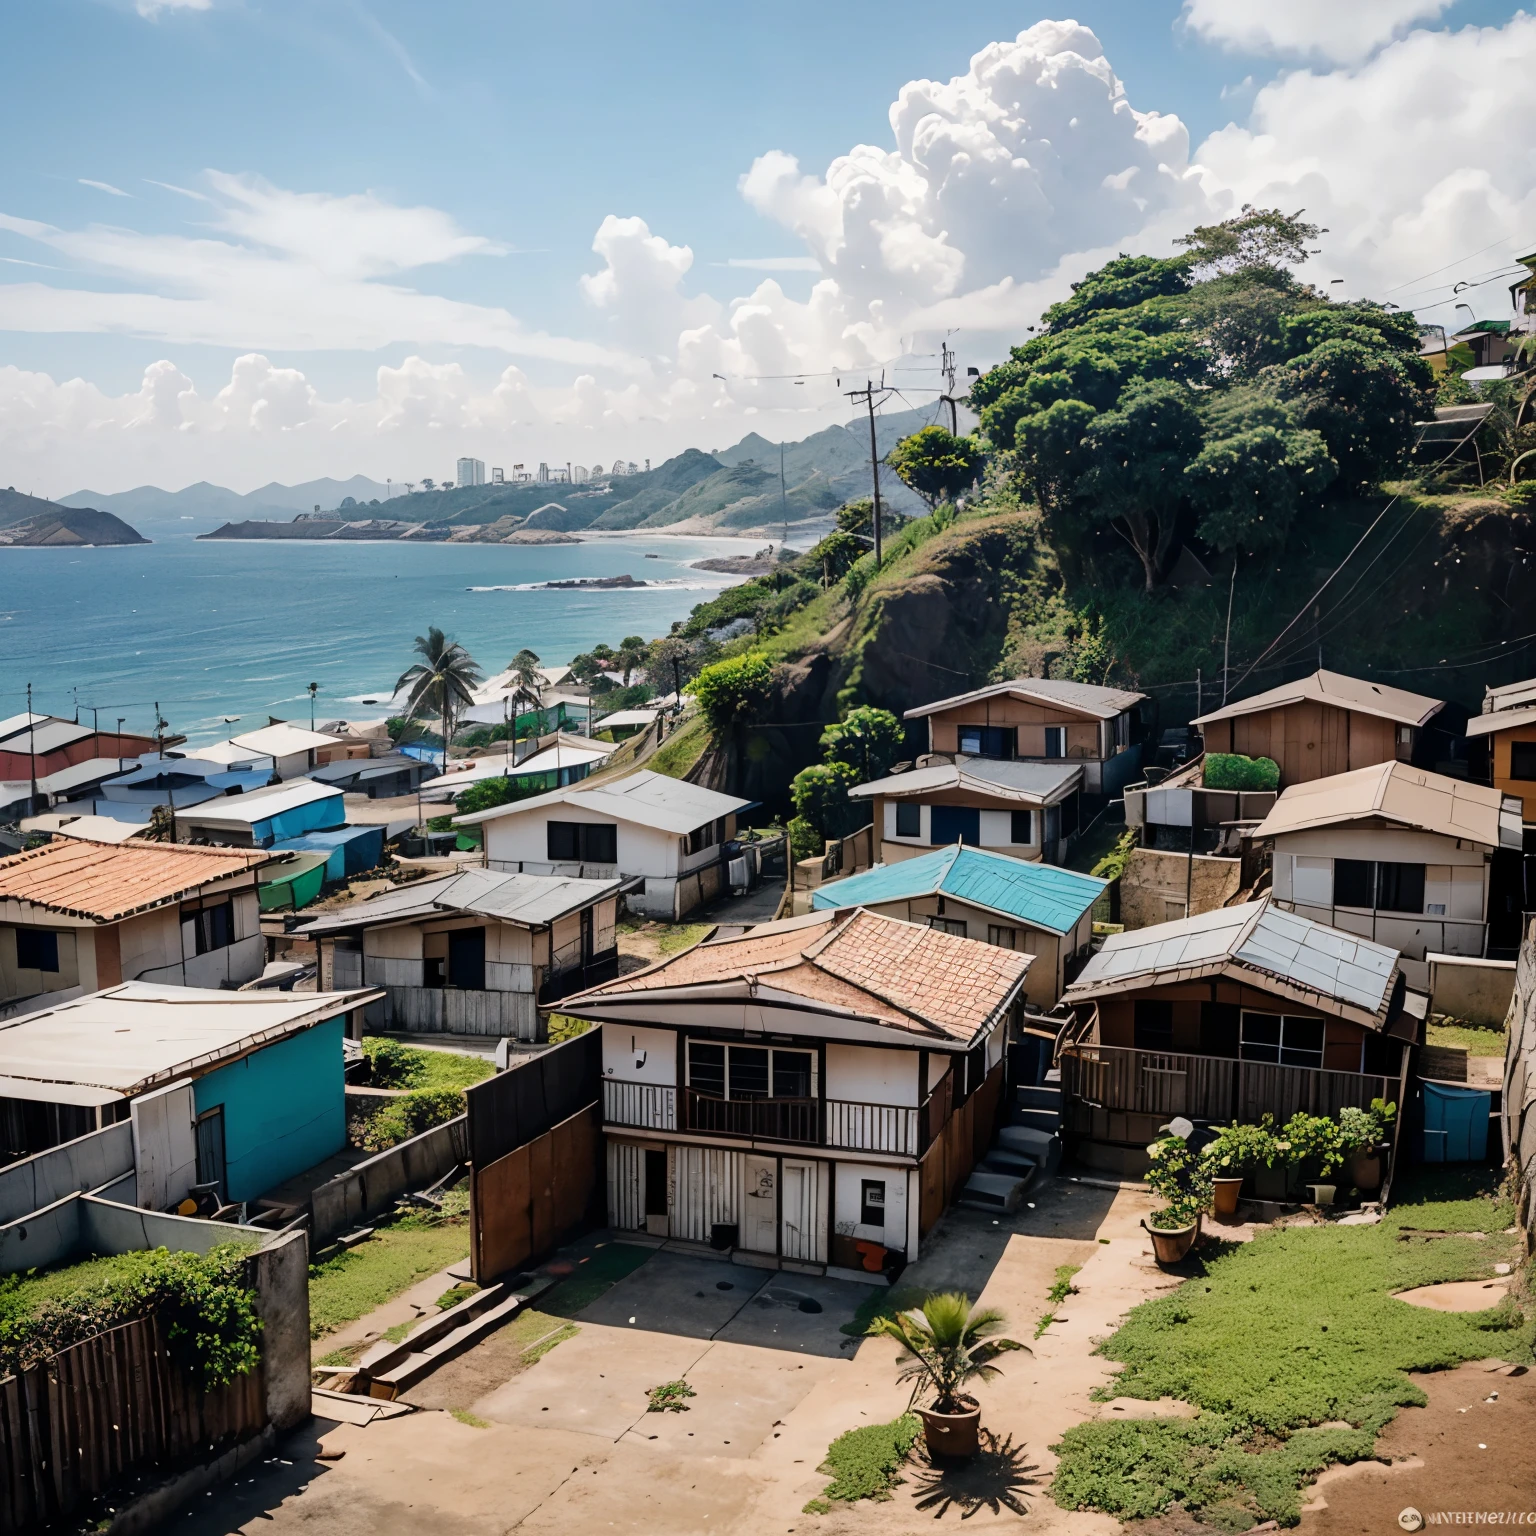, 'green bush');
350,1087,464,1152
787,816,822,861
0,1243,261,1389
1202,753,1279,791
804,1412,923,1512
1145,1134,1214,1228
687,652,774,733
360,1036,421,1088
790,761,863,842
